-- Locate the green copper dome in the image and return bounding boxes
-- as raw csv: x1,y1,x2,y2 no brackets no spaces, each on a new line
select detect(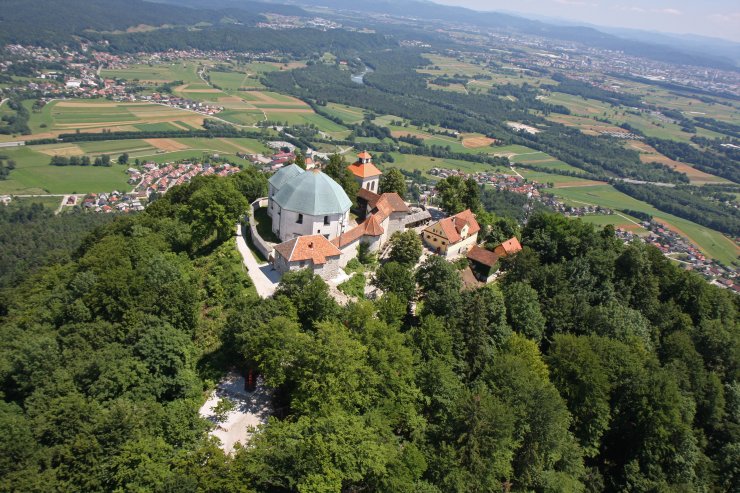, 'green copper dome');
268,164,305,190
273,169,352,216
